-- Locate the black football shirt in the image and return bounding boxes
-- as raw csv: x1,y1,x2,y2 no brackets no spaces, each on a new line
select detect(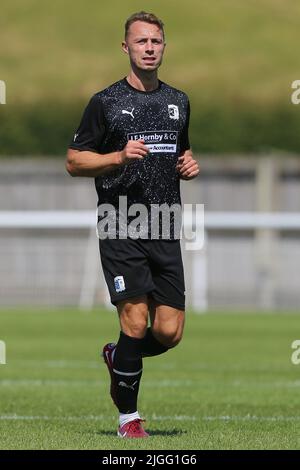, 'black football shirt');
69,78,190,238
